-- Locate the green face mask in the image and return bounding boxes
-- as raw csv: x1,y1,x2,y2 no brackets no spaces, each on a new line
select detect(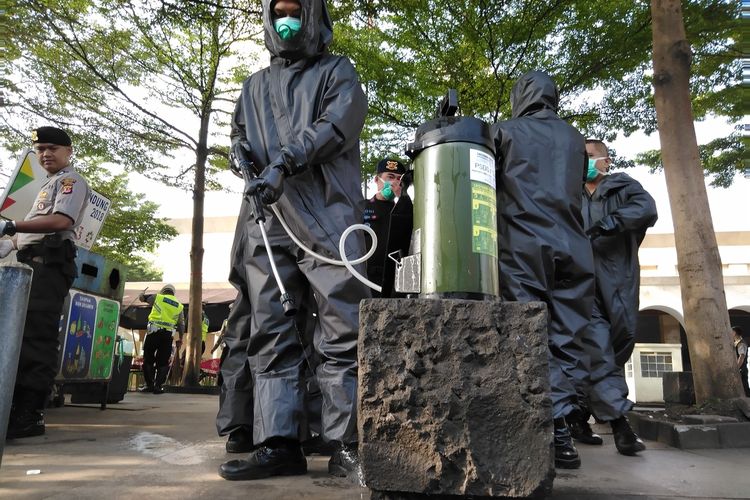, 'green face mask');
586,157,608,182
381,181,395,201
274,16,302,40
